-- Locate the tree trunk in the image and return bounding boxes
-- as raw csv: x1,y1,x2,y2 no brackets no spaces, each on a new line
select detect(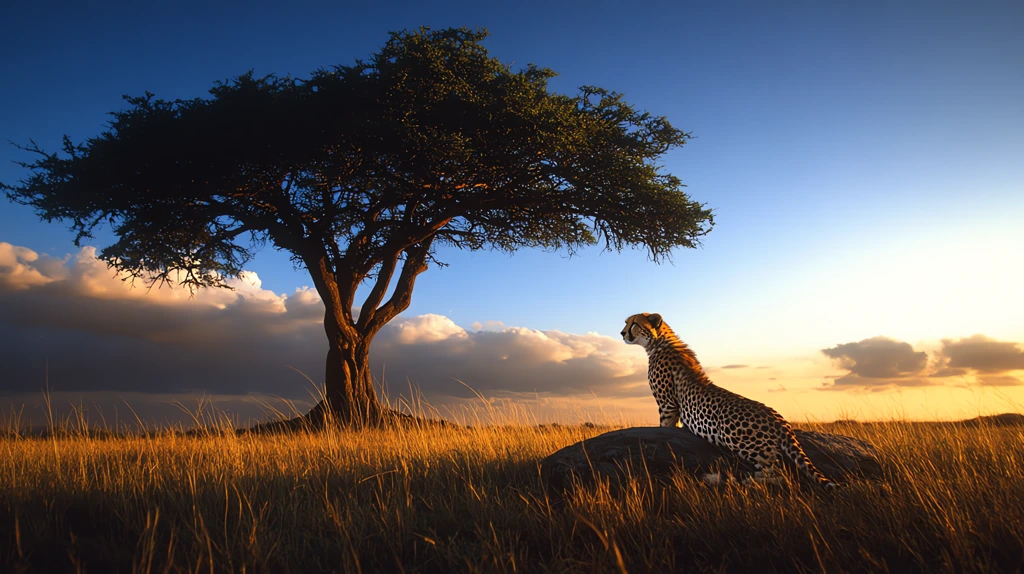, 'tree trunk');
259,242,436,431
320,311,383,425
245,313,389,433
